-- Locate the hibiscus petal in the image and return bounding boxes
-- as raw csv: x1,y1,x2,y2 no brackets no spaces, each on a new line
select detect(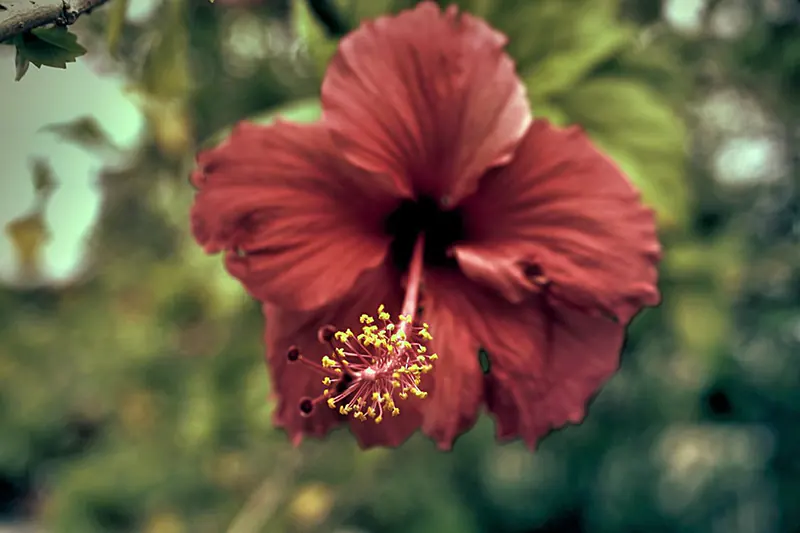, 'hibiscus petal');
484,299,625,449
458,120,662,325
418,270,487,450
321,1,530,206
263,262,423,448
191,120,402,311
264,302,344,445
432,272,624,449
